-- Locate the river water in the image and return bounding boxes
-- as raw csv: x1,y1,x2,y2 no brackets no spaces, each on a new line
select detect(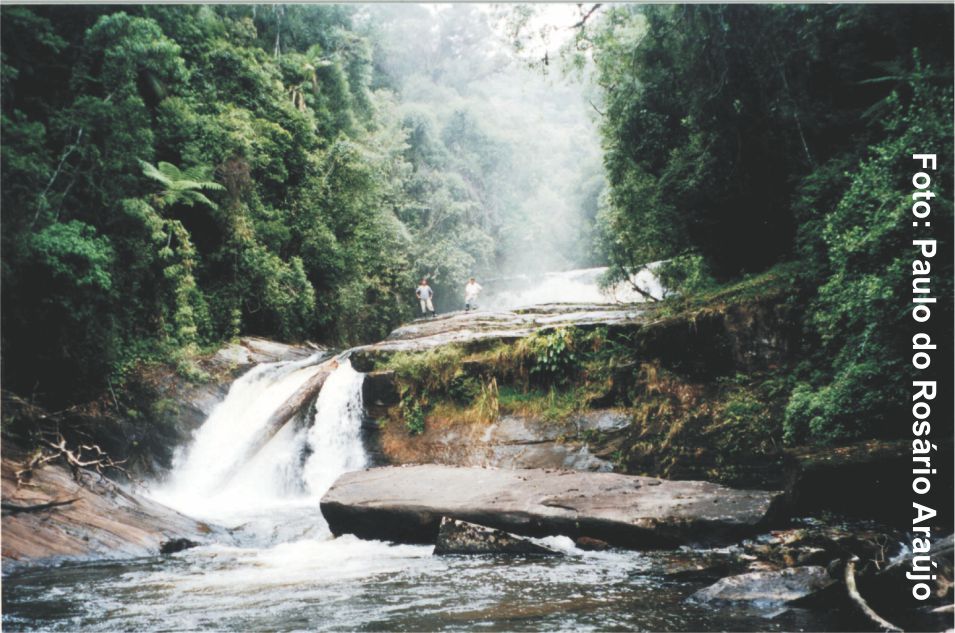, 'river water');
3,273,850,632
